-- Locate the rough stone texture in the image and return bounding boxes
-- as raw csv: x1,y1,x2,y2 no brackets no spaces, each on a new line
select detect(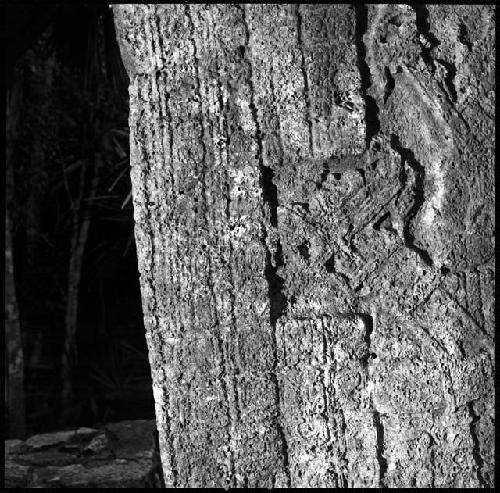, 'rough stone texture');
4,420,162,488
113,4,494,488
